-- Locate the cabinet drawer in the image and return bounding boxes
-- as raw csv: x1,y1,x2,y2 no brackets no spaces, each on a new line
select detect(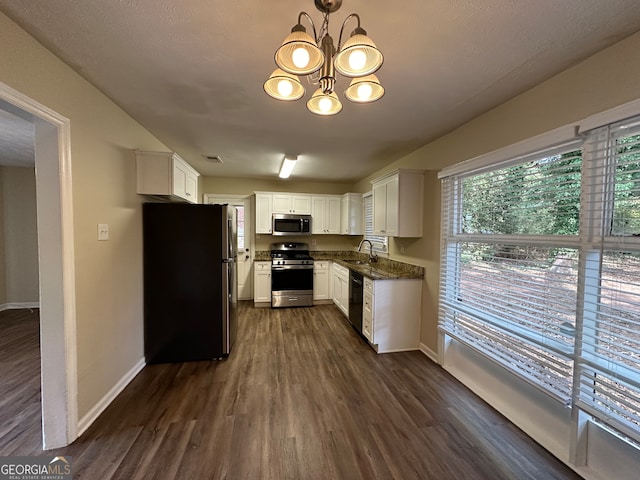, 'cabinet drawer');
314,261,329,270
364,277,374,293
255,262,271,271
